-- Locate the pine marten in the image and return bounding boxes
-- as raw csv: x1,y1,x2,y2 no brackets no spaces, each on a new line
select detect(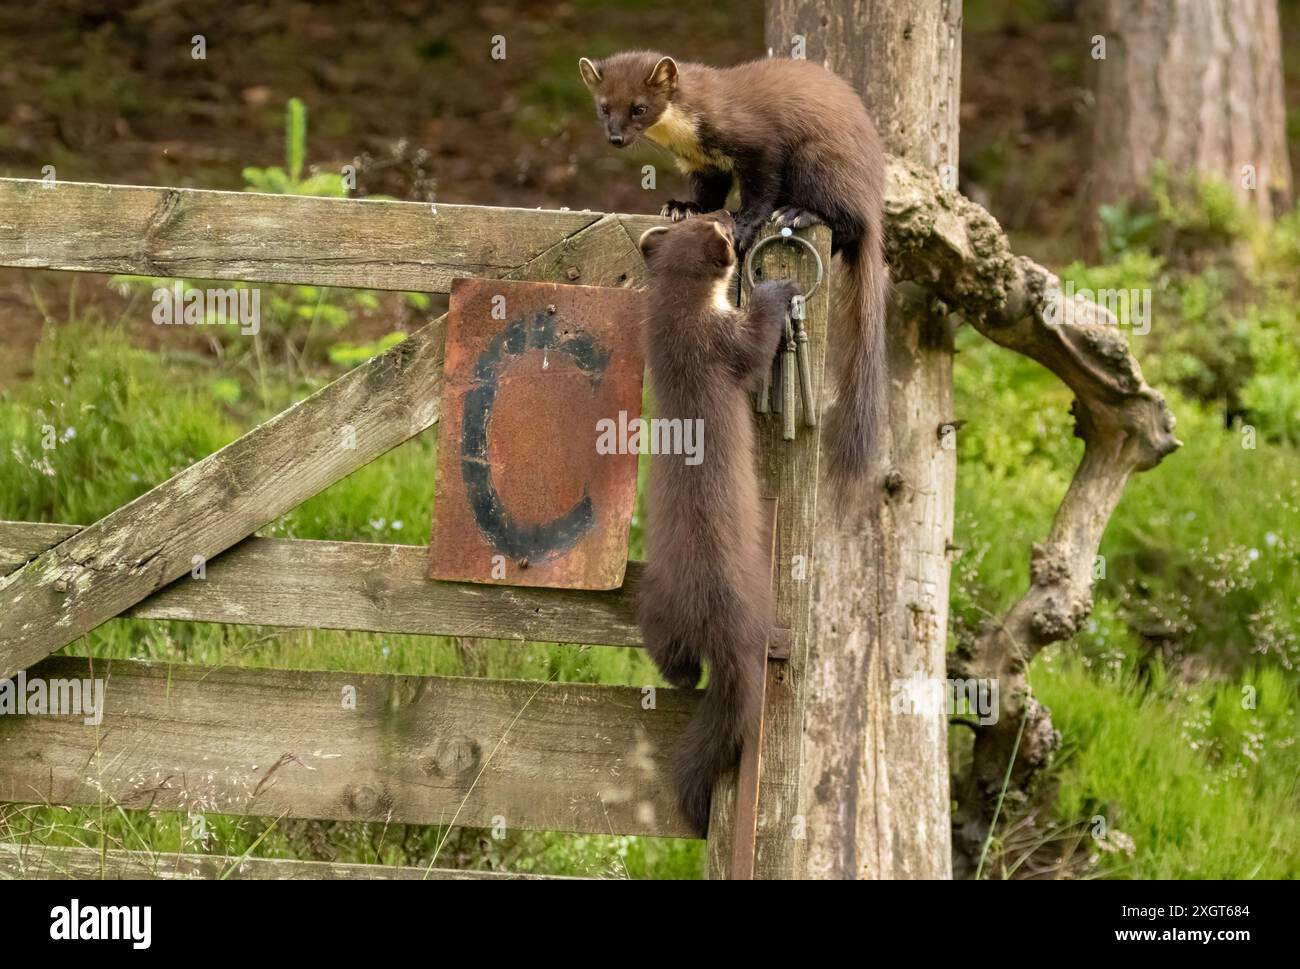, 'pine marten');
635,210,798,835
581,50,887,491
